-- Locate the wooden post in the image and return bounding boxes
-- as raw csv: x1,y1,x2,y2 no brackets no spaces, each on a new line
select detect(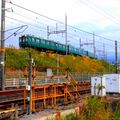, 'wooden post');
43,87,46,108
55,108,61,120
32,88,35,112
24,87,26,111
75,105,80,116
15,104,18,119
64,85,68,104
54,86,56,106
10,104,14,120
